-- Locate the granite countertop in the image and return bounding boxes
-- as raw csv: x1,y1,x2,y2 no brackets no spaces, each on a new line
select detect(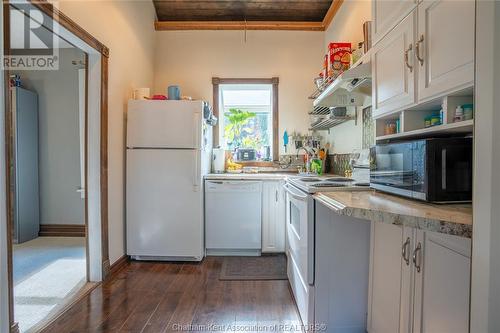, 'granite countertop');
314,191,473,238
